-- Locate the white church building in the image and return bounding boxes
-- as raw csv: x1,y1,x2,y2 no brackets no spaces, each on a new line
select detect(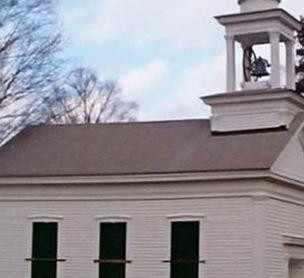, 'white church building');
0,0,304,278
